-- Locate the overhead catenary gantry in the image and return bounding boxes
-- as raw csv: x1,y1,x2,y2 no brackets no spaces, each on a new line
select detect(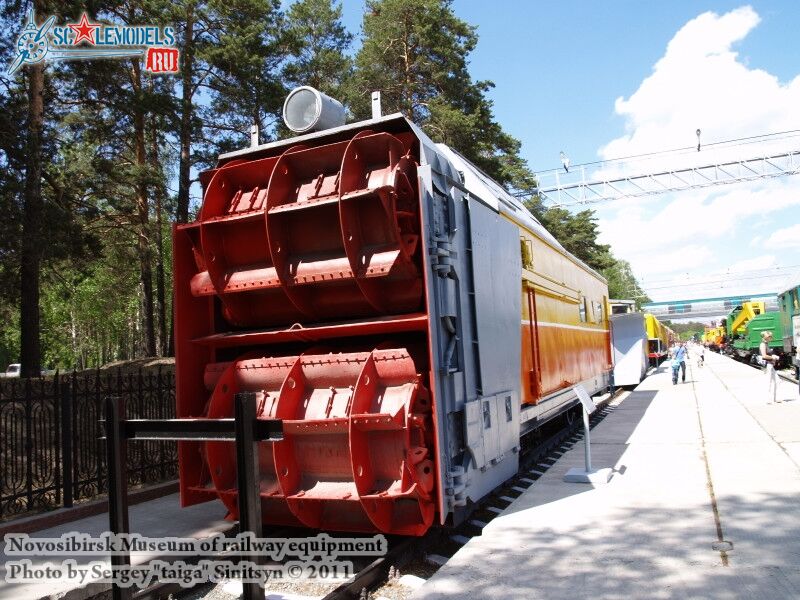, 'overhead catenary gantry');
529,149,800,207
519,131,800,207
